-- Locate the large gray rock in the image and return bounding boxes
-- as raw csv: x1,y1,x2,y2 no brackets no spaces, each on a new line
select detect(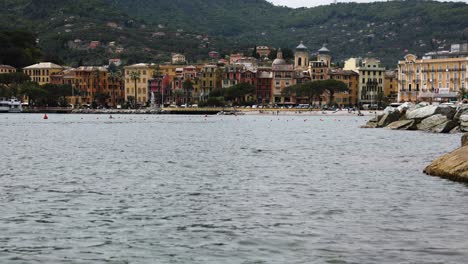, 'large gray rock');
417,114,449,131
406,105,438,120
377,110,401,127
428,120,458,133
386,120,416,130
435,105,456,120
460,115,468,132
454,105,468,120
